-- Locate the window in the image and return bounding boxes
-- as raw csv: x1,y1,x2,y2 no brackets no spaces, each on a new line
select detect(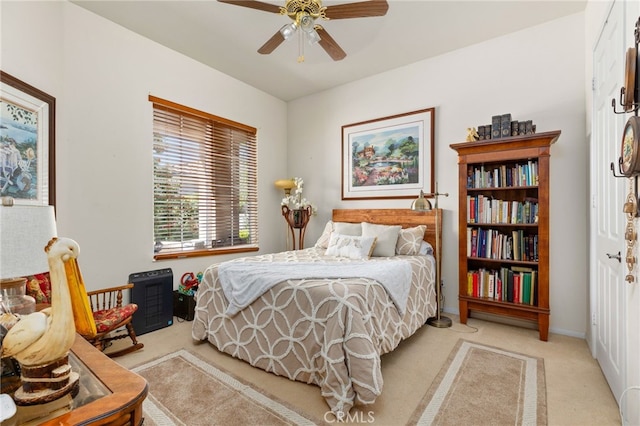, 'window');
150,95,258,259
